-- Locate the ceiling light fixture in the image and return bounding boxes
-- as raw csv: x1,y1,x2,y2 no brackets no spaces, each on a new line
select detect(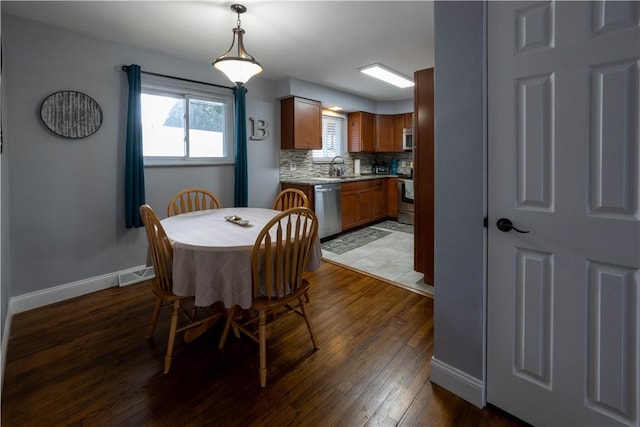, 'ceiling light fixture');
327,106,343,112
212,4,263,86
359,64,414,88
